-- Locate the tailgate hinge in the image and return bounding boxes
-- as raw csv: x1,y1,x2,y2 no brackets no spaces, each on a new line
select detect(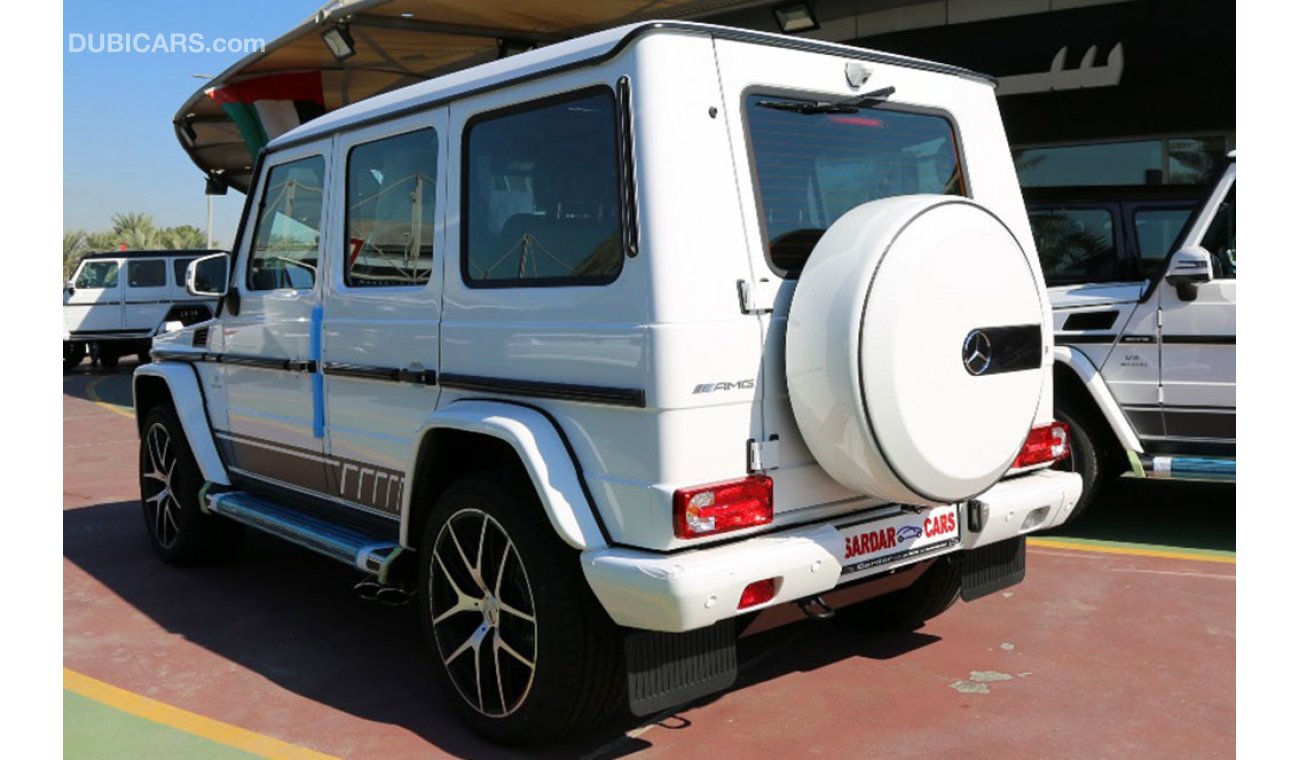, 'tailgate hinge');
747,436,781,472
738,278,779,314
